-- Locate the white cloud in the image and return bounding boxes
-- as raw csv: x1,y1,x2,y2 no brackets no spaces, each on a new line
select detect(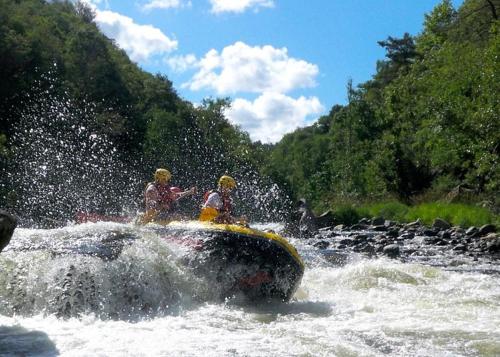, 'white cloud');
210,0,274,14
95,10,178,62
225,92,324,143
166,54,198,72
185,41,318,94
141,0,191,11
